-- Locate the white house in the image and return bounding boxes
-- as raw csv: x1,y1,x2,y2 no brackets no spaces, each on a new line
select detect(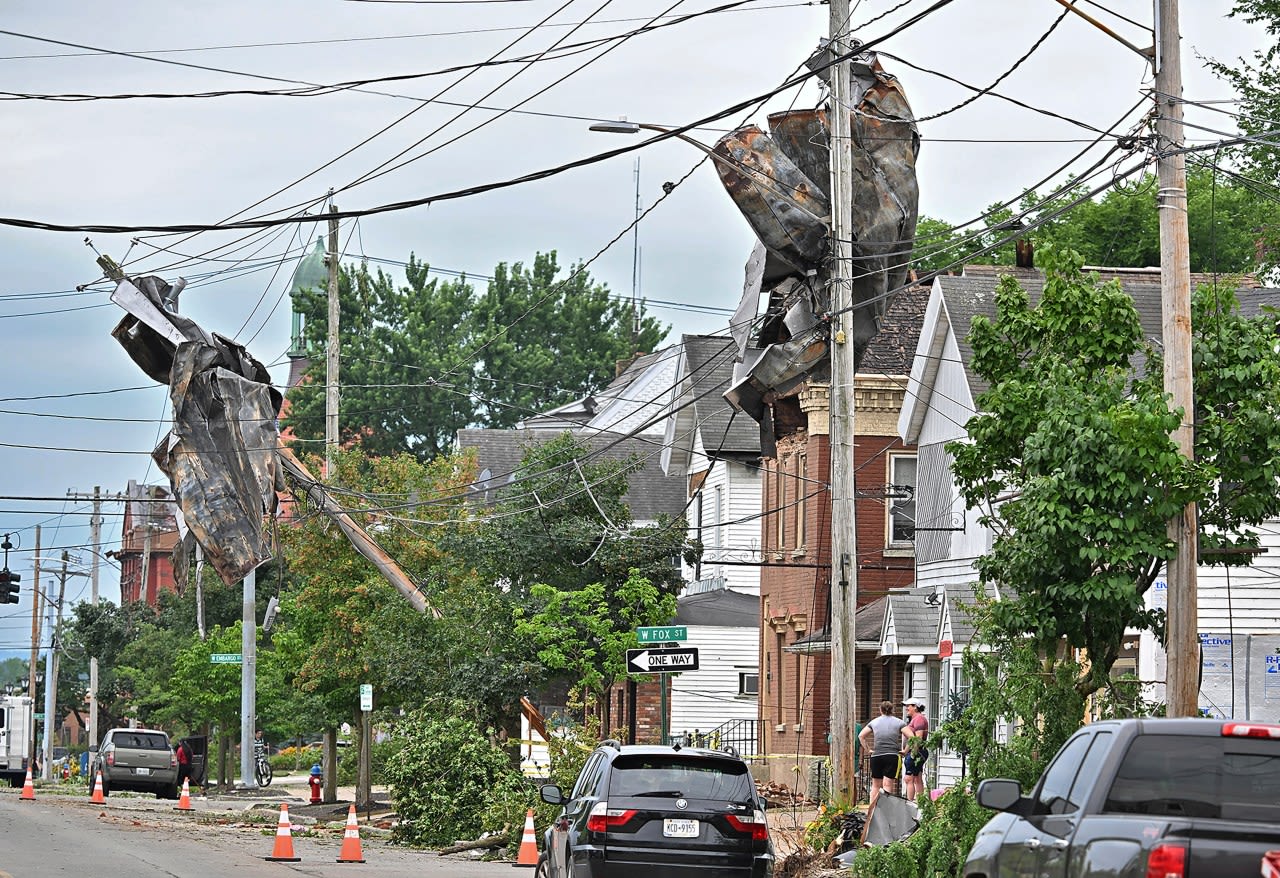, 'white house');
897,264,1280,786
